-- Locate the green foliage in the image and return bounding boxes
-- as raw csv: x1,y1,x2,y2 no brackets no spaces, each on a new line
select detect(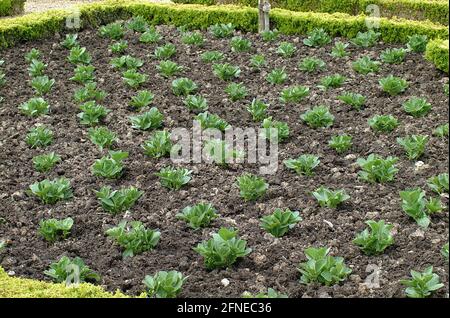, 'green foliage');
213,63,241,81
29,178,72,204
397,135,429,160
351,30,380,47
194,227,251,270
127,15,148,33
130,107,164,131
402,97,432,117
32,152,61,172
249,54,266,70
407,34,428,53
280,85,309,104
25,48,40,63
201,51,225,63
140,28,162,43
444,83,449,96
331,41,349,58
427,173,449,194
70,64,95,84
31,75,55,96
195,112,230,131
242,288,288,299
99,22,124,40
19,97,50,117
261,29,279,42
156,167,192,190
337,92,366,110
442,243,449,262
379,75,408,96
130,90,155,109
26,125,53,148
267,68,288,85
111,55,143,70
44,256,100,284
298,247,351,286
236,173,268,201
313,186,350,208
172,77,198,96
303,28,331,47
154,43,177,60
352,56,380,74
210,23,235,38
143,271,186,298
74,82,107,103
261,117,290,142
401,267,444,298
301,105,334,128
157,60,183,78
39,218,73,243
400,188,433,228
28,59,47,77
298,57,326,73
182,31,204,46
91,151,128,179
60,34,79,49
329,134,353,154
260,208,301,238
353,220,394,255
142,130,173,158
106,221,160,258
276,42,296,58
357,154,399,183
230,36,251,52
247,98,268,122
433,123,449,138
88,126,117,151
368,114,399,133
284,154,320,176
122,69,148,89
225,82,248,102
203,138,243,167
68,46,92,65
109,40,128,54
95,185,143,214
78,101,111,126
425,39,448,73
381,48,407,64
183,95,208,112
176,203,219,229
318,74,346,90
